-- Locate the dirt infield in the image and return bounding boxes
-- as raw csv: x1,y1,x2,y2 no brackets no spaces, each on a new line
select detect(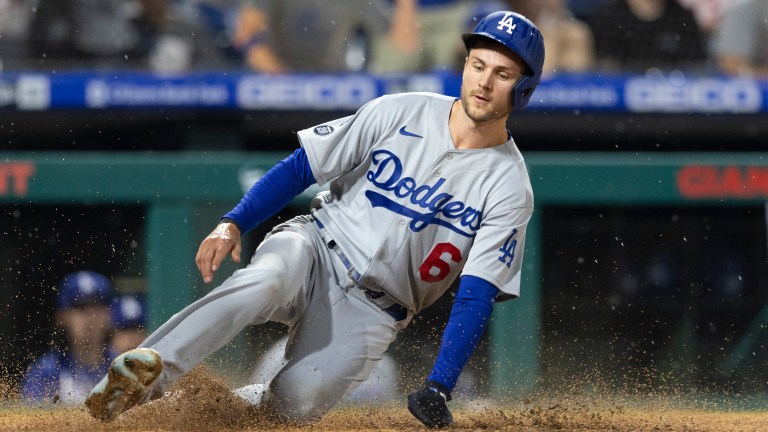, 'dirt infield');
2,368,767,431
